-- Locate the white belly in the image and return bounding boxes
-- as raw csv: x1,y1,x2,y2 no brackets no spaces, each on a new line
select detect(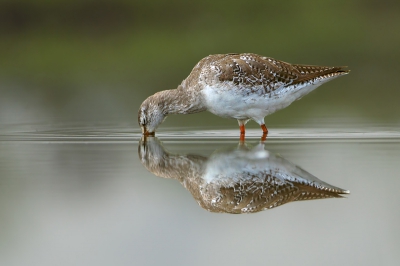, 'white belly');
202,81,325,123
202,85,294,123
